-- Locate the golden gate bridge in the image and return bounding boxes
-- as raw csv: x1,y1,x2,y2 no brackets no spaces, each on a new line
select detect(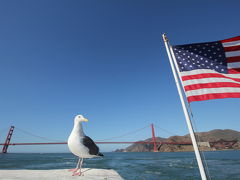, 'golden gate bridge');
0,124,193,153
